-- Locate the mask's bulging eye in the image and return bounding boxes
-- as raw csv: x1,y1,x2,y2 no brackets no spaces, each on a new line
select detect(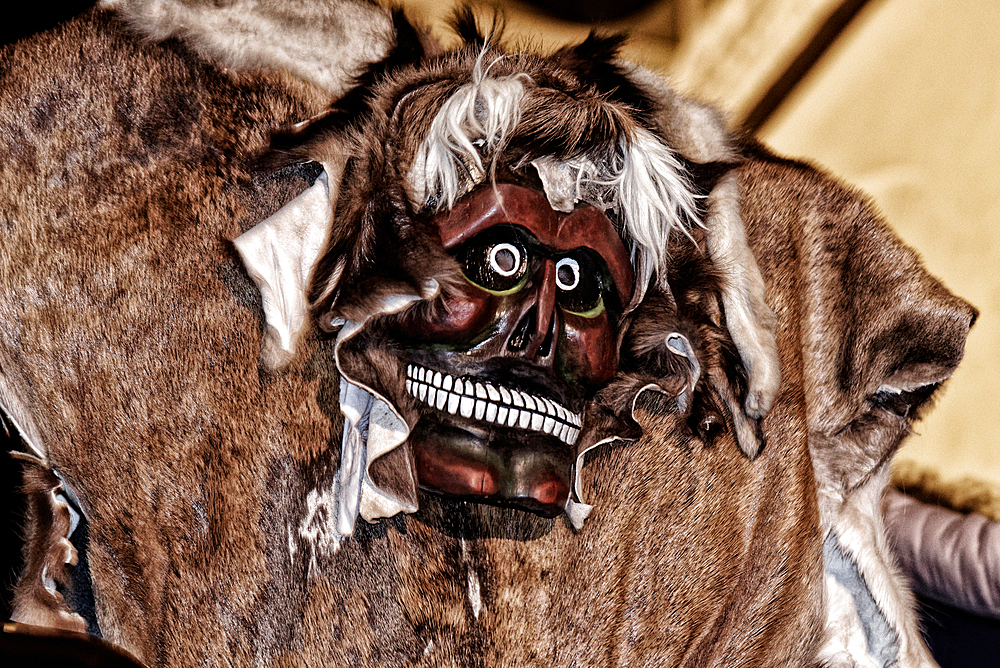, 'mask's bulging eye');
457,227,530,295
555,257,580,291
490,243,522,277
556,250,607,317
